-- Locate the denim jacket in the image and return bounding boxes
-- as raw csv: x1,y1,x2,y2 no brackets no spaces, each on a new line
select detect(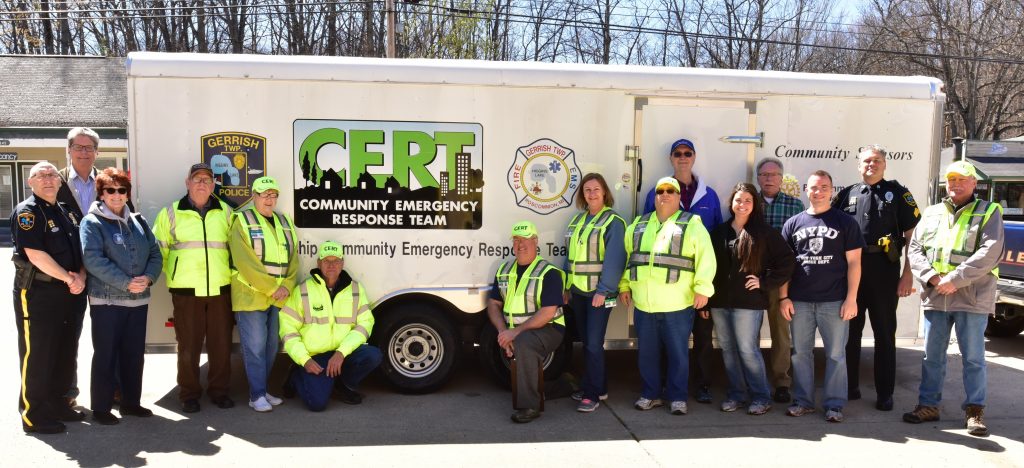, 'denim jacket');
80,201,163,303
